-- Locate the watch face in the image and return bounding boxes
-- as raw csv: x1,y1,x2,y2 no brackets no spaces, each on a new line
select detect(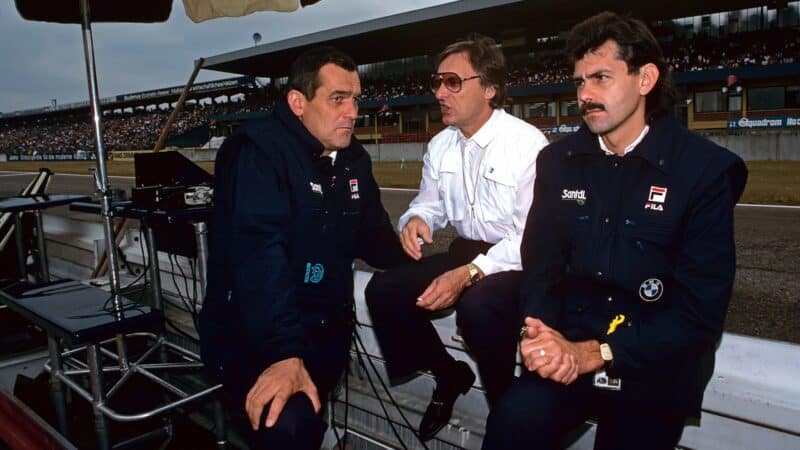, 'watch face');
468,264,480,282
600,344,613,361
